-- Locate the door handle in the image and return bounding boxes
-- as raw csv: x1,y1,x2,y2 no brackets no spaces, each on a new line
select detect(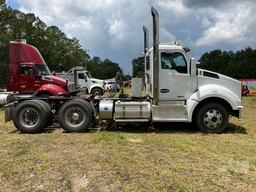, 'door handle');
160,89,170,93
